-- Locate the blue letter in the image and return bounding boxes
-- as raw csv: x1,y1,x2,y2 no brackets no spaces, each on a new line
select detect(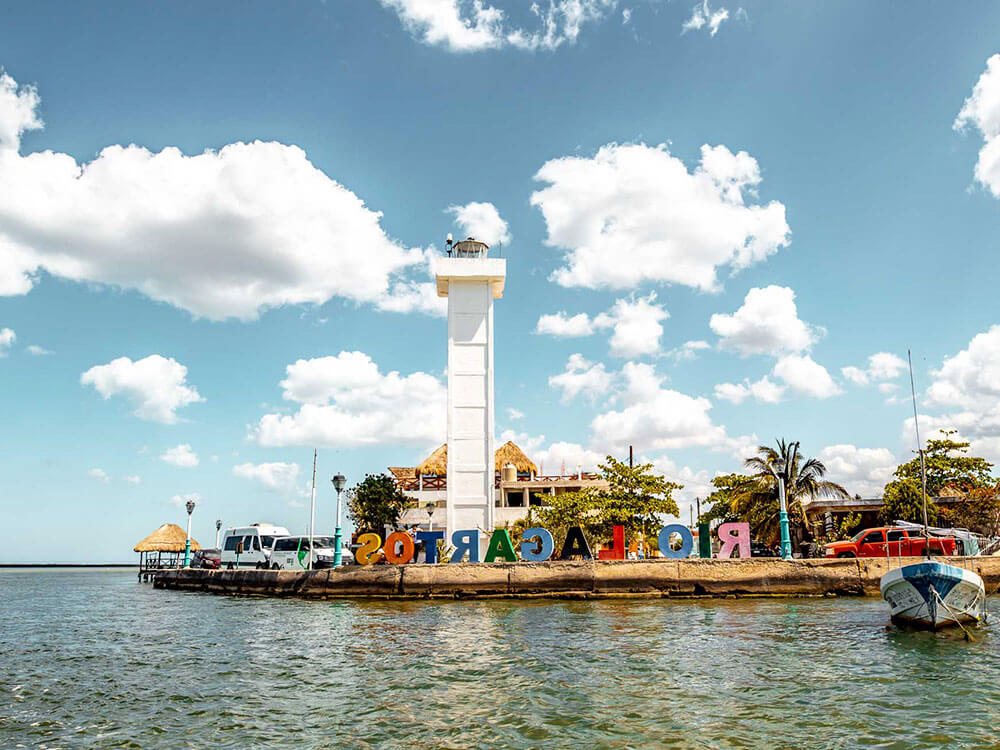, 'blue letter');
450,529,480,563
658,524,693,559
416,530,445,563
519,527,554,562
